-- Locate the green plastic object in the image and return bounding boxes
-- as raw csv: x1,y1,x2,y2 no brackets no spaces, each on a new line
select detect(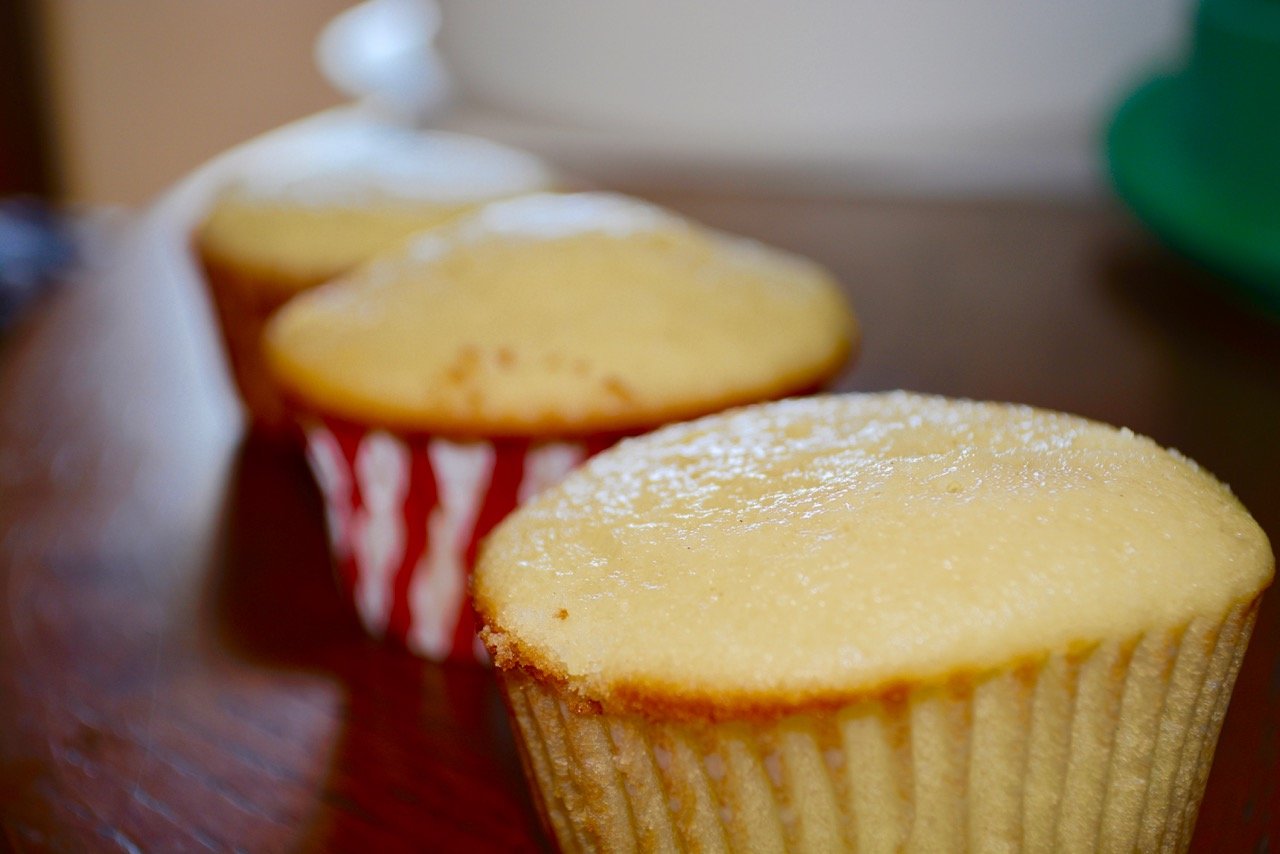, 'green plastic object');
1107,0,1280,315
